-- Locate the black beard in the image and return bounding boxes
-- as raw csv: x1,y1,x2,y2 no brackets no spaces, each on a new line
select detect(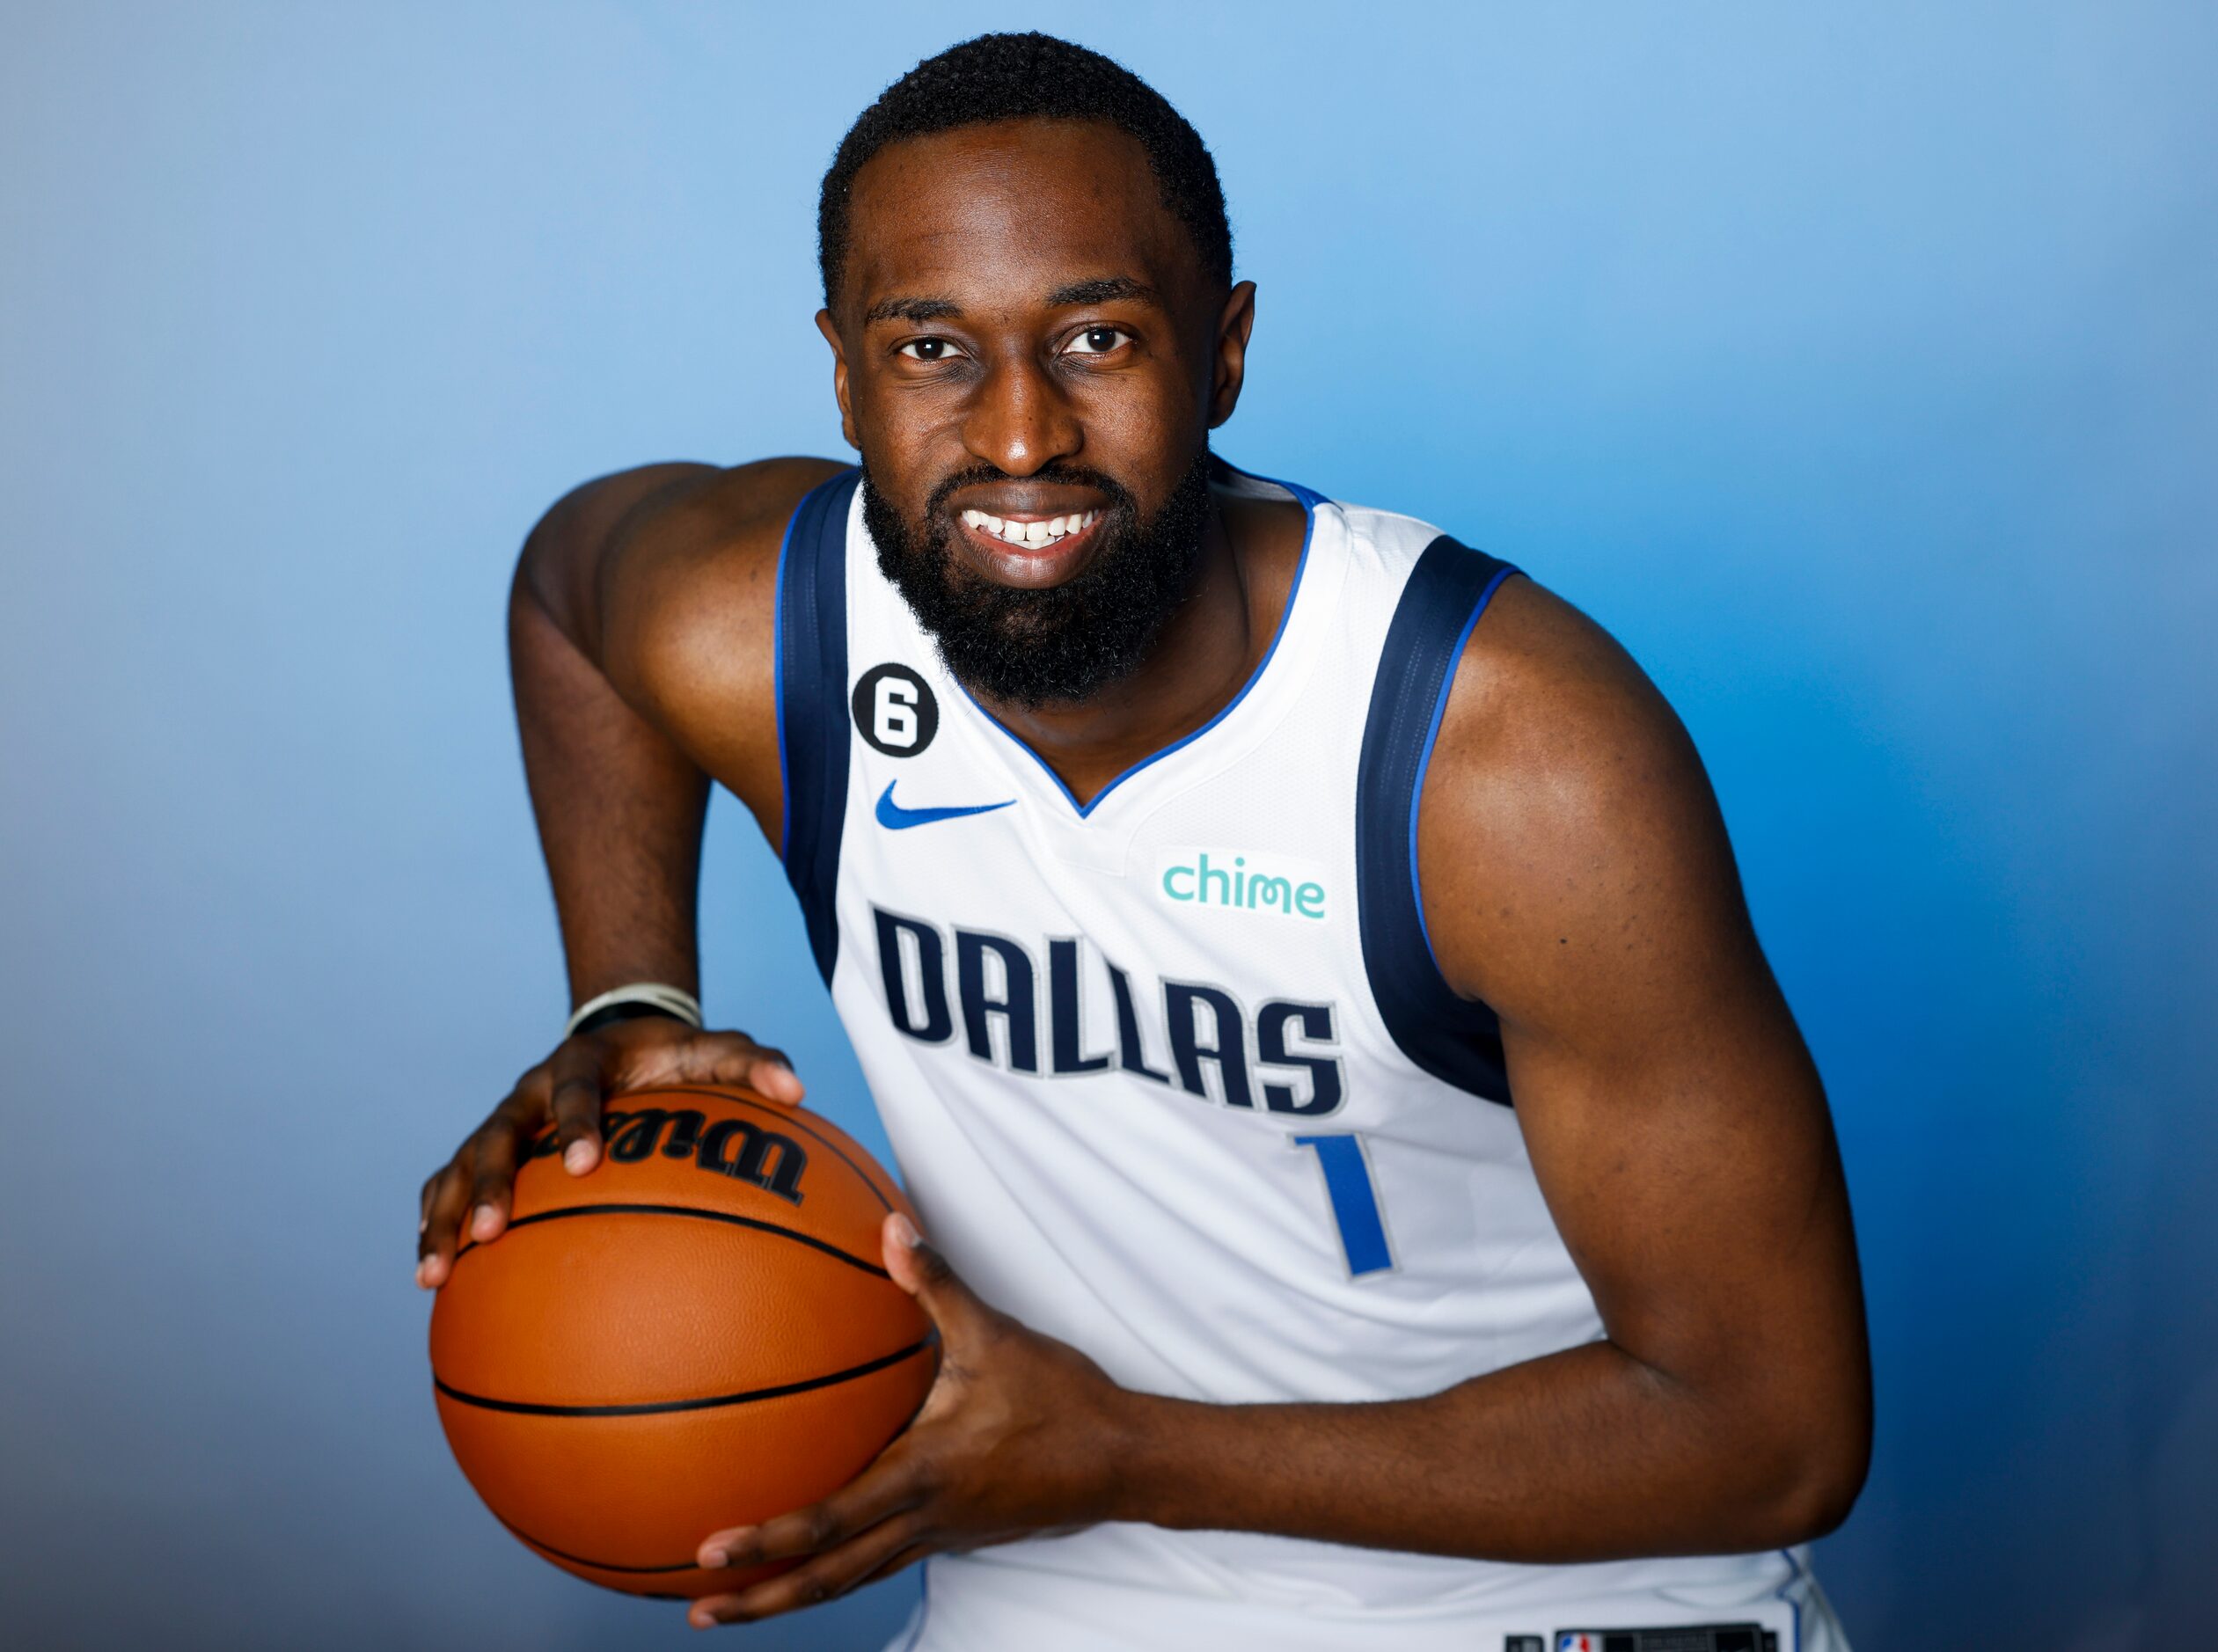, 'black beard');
860,448,1215,710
